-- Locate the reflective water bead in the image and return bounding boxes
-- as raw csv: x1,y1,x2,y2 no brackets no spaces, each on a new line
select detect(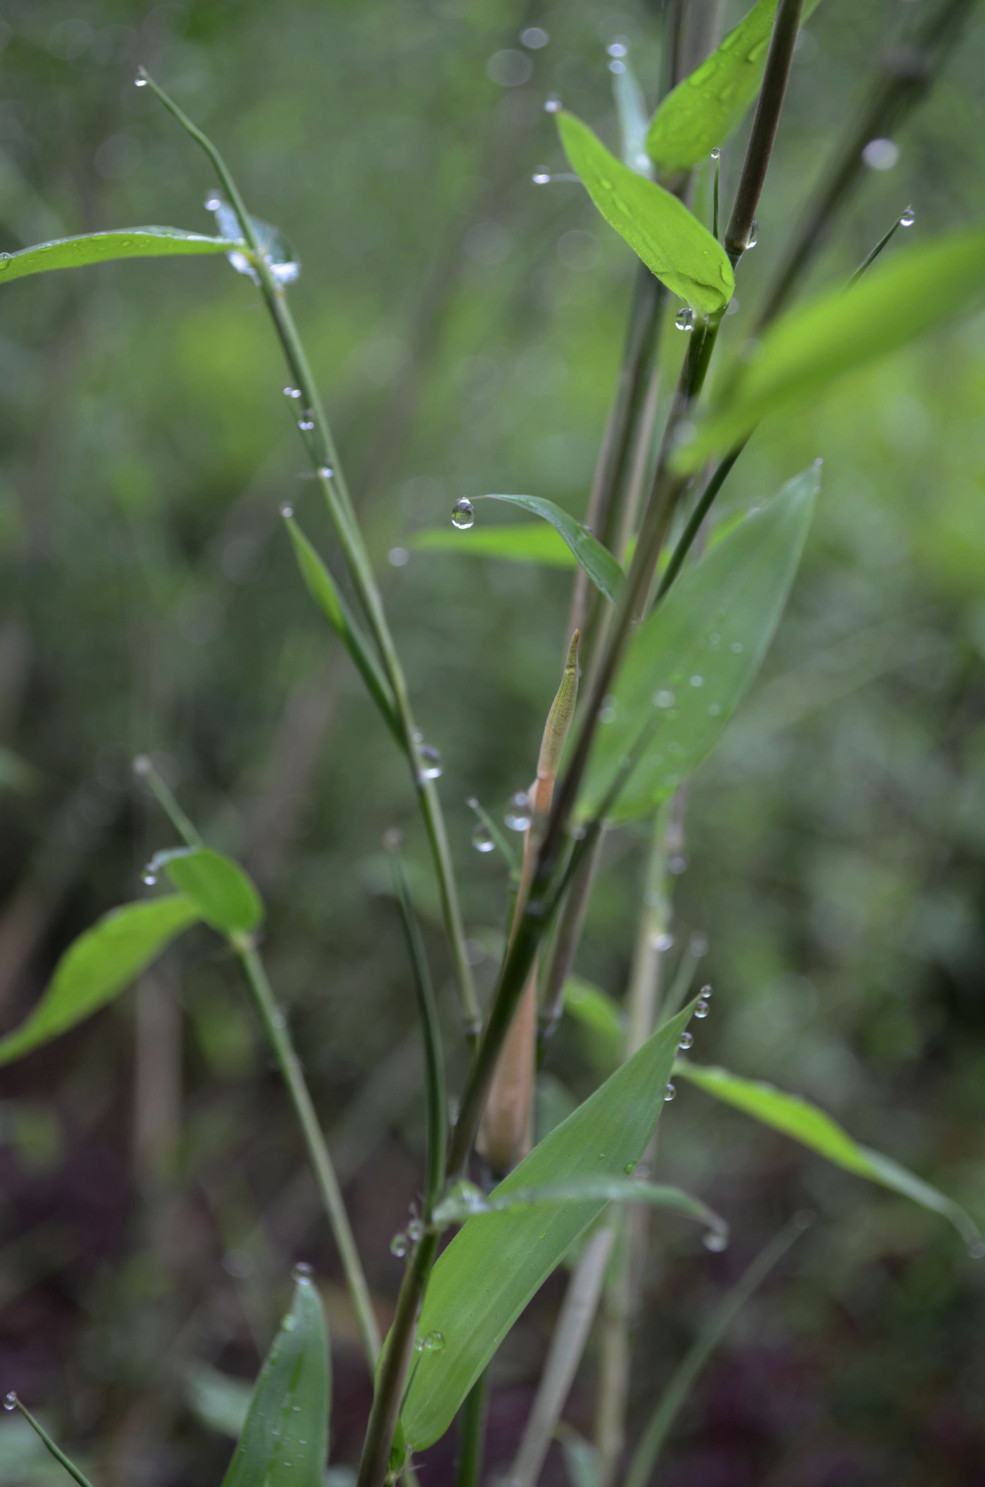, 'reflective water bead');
204,192,222,212
862,137,899,171
134,74,147,86
653,689,675,709
3,1392,16,1411
694,998,710,1019
318,464,334,479
472,823,494,853
745,219,759,249
504,791,531,831
675,307,695,332
451,497,475,530
607,41,628,58
283,385,302,399
532,168,552,185
292,1261,313,1281
423,1330,445,1353
678,1029,694,1051
544,95,562,114
298,413,315,432
407,1218,425,1242
390,1232,408,1257
141,865,157,886
388,546,409,567
608,58,626,74
710,147,721,161
651,931,674,952
900,205,916,228
623,1159,637,1174
418,744,443,780
279,502,294,519
520,26,549,48
699,983,713,999
703,1230,728,1252
663,1082,677,1102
